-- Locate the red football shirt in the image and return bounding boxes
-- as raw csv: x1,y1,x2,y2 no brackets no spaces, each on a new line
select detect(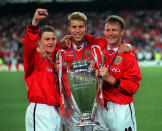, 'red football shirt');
23,25,60,106
85,33,142,104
